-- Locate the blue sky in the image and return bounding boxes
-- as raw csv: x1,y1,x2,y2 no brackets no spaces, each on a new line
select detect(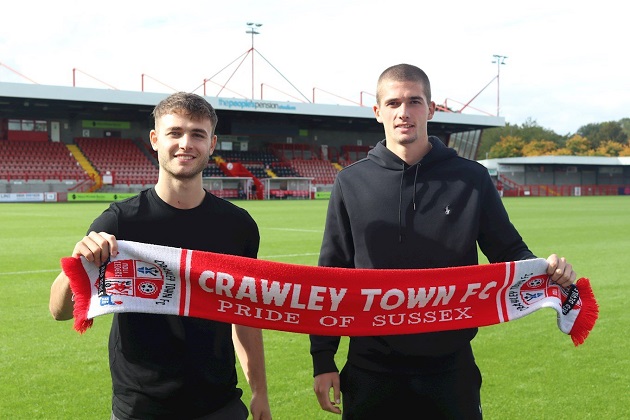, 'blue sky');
1,0,627,135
